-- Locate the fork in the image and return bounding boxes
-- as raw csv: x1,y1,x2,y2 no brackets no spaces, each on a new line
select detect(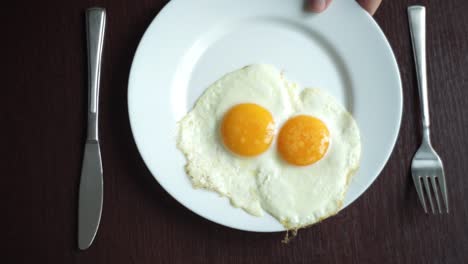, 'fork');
408,5,449,214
